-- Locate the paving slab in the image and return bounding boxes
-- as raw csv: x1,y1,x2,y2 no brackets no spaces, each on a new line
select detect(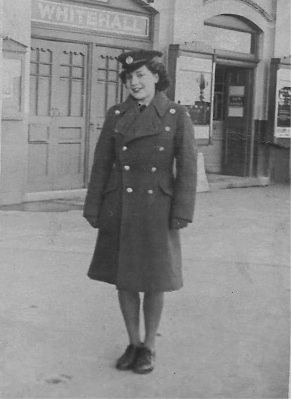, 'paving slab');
0,185,290,398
